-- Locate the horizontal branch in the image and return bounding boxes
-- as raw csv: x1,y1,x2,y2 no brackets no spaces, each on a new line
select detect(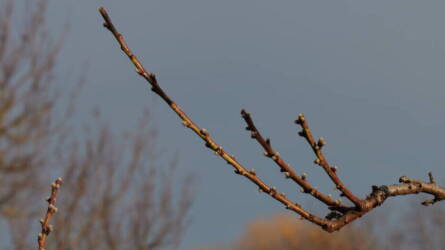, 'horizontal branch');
323,173,445,231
